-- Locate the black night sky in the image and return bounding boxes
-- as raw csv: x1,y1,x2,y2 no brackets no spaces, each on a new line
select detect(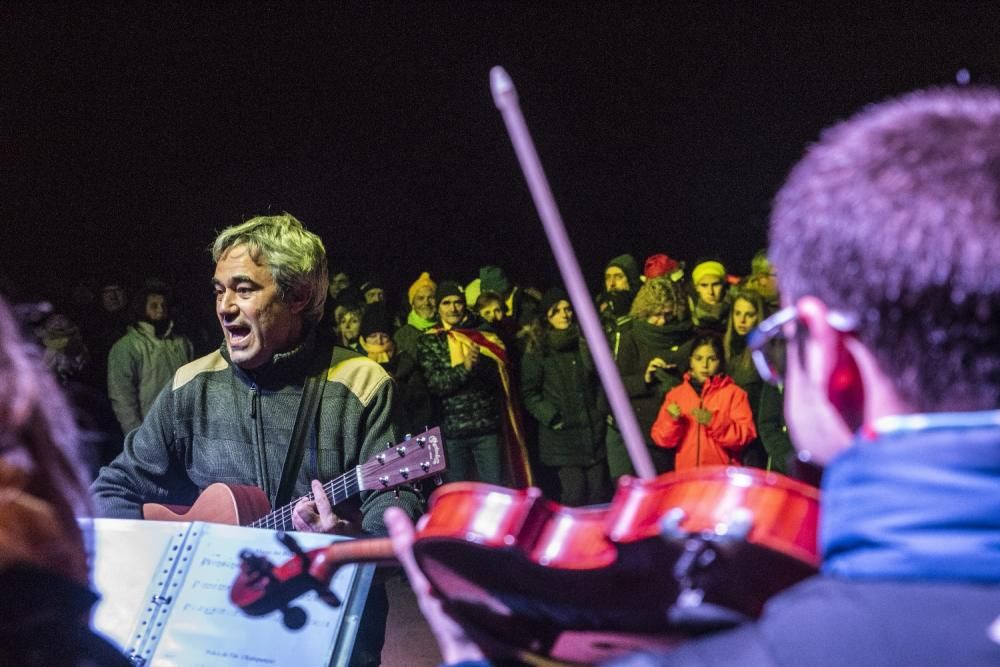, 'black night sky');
3,2,999,316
